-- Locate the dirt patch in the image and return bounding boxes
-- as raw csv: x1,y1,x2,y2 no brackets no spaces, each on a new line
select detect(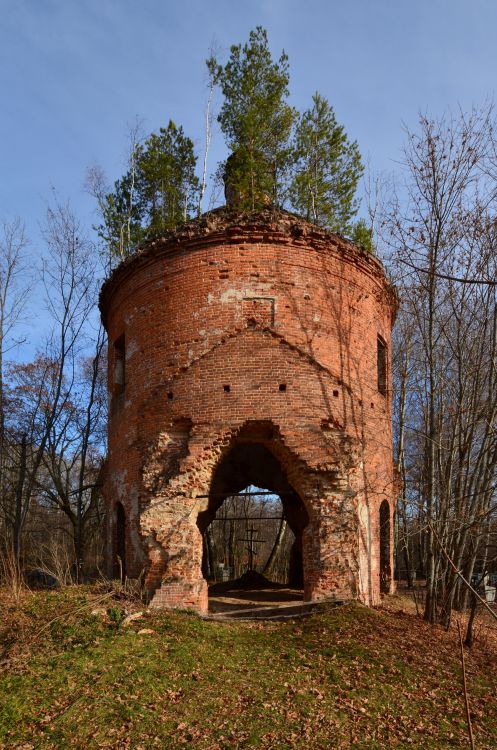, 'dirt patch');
208,572,304,613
